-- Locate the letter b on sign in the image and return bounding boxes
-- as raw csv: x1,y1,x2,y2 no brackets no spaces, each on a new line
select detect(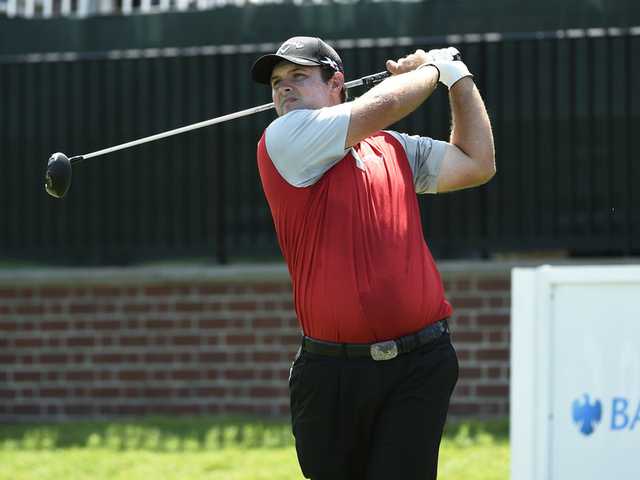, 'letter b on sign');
611,397,629,430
